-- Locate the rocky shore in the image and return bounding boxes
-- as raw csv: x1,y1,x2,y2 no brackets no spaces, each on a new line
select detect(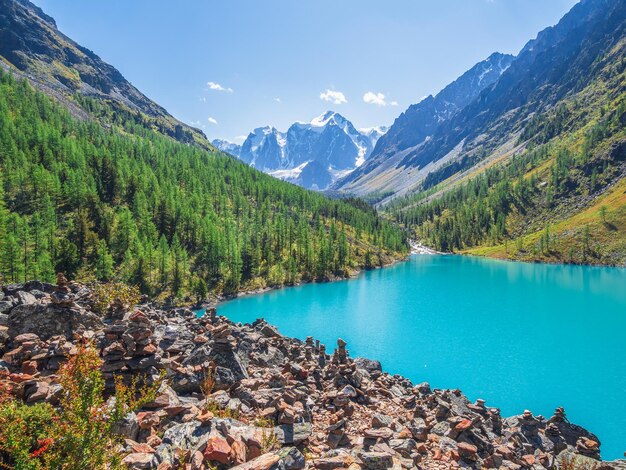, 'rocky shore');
409,241,441,256
1,279,625,469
